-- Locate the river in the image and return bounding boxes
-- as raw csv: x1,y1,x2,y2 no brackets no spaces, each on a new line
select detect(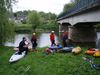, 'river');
5,32,100,48
4,33,58,48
